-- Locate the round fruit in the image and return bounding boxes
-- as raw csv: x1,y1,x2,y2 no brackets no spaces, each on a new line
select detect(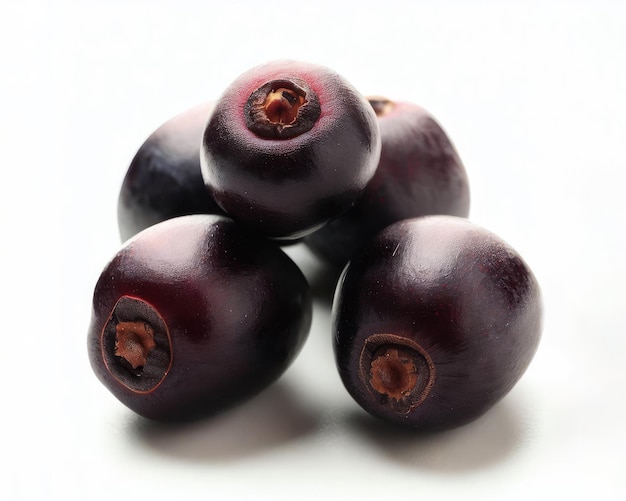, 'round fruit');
200,59,381,240
306,97,470,266
332,215,542,431
117,101,223,242
88,215,312,421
